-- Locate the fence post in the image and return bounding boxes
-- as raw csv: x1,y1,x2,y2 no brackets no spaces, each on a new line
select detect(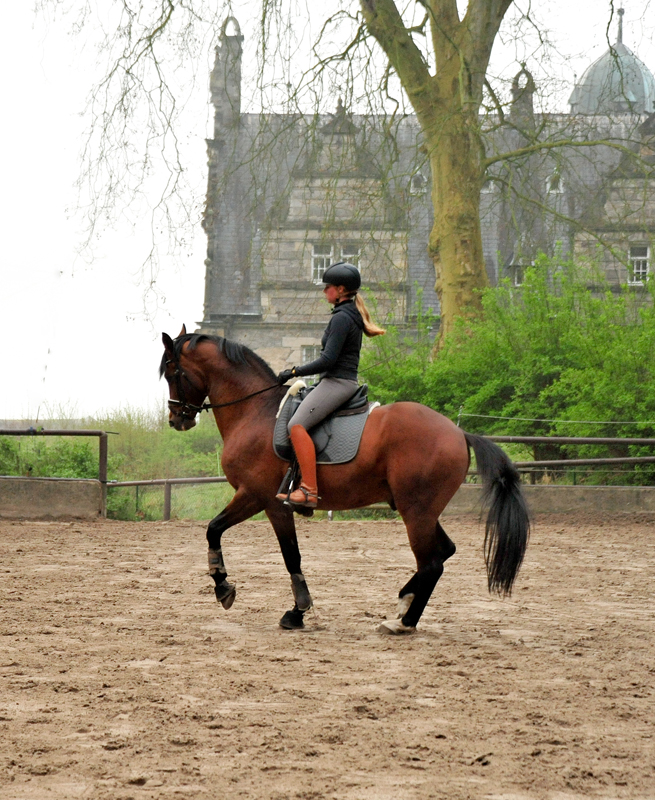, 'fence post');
163,482,172,521
99,433,108,517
